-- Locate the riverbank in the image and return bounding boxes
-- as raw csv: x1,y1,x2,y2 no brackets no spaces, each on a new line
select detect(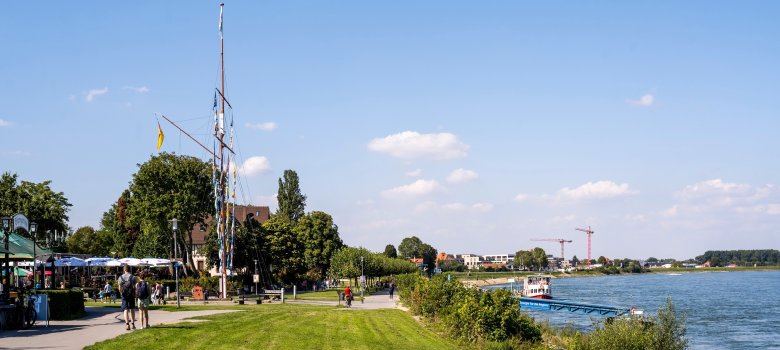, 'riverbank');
452,265,780,287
